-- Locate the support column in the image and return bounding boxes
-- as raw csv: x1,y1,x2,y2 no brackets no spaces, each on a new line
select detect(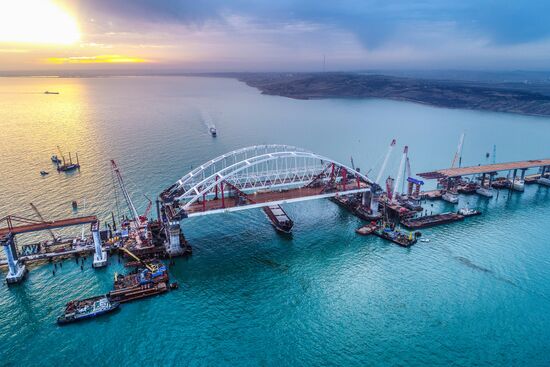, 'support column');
165,222,186,256
221,181,225,208
1,233,26,284
92,220,107,268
